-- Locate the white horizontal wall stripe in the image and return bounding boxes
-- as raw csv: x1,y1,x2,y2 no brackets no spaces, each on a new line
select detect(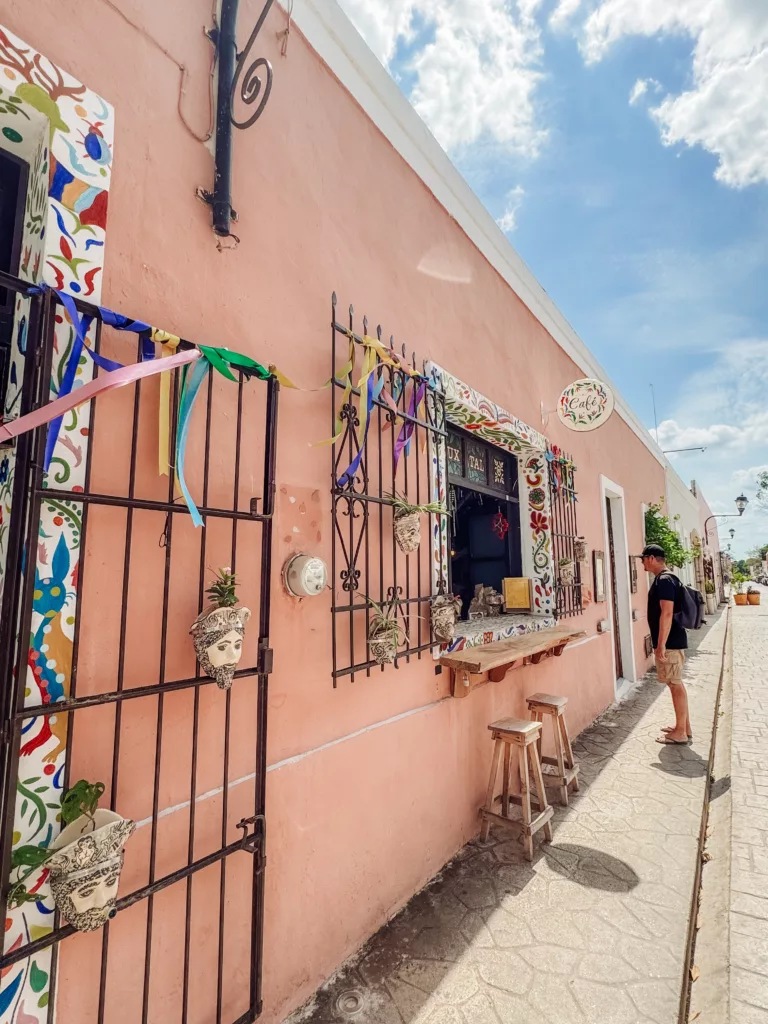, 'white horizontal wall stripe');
133,635,606,828
134,695,451,828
